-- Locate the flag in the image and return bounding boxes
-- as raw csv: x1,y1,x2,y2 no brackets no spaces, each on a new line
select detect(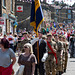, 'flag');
13,21,18,26
30,0,44,34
